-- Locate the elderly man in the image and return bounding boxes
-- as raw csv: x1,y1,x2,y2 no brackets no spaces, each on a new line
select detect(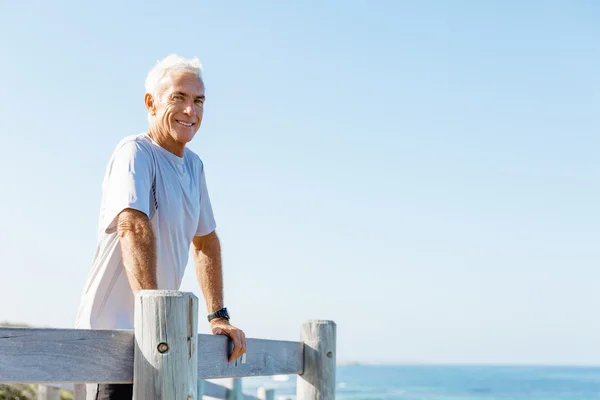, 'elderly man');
76,54,246,400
